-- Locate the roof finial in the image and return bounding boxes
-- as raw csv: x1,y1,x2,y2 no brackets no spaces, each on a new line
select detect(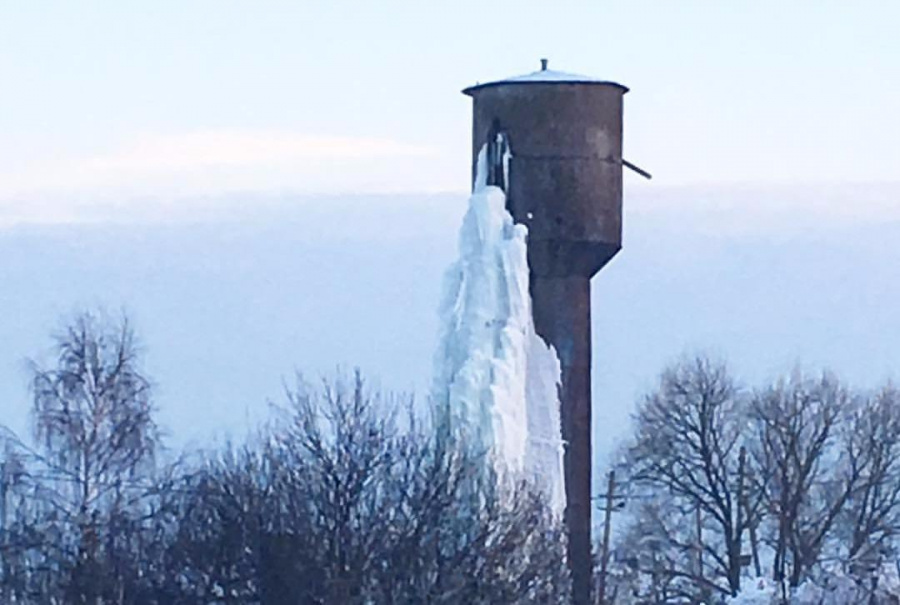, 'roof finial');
540,58,548,71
